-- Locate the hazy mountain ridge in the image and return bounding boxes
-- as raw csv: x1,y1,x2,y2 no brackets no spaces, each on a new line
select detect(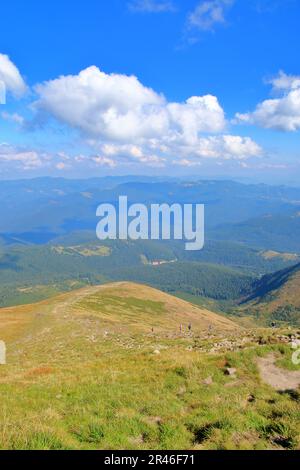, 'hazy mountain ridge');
1,178,300,253
1,177,300,326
